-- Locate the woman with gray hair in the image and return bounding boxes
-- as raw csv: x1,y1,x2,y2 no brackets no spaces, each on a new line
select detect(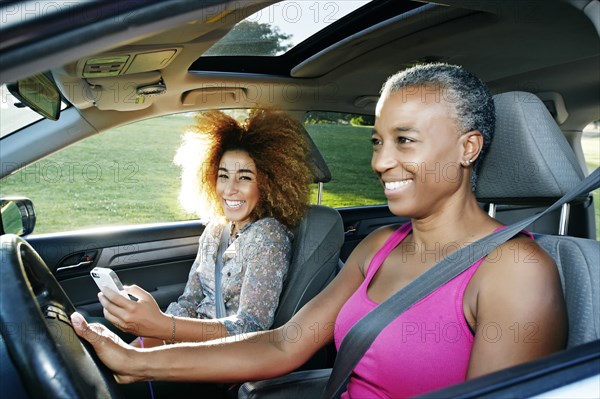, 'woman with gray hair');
73,64,566,398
